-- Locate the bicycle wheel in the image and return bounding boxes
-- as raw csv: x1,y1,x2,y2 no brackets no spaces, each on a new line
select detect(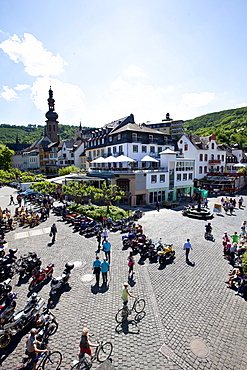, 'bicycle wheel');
97,342,113,362
47,320,58,336
42,351,62,370
115,308,128,323
0,332,11,348
70,360,89,370
134,299,145,313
